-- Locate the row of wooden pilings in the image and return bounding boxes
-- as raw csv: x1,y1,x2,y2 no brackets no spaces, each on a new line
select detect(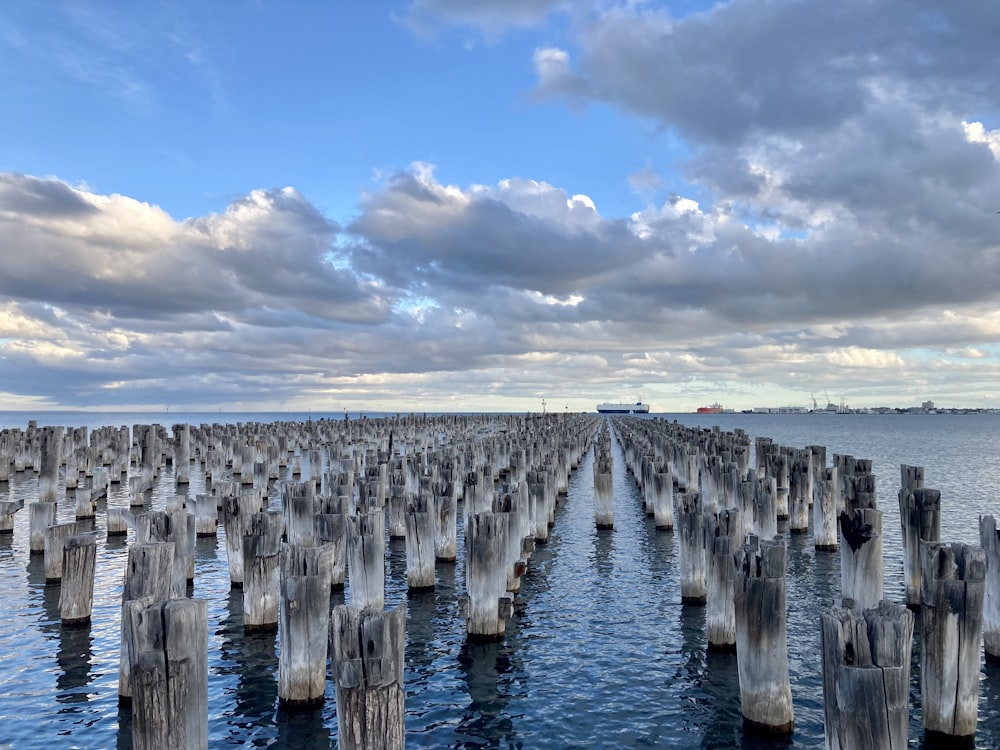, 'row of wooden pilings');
606,416,994,748
0,413,600,749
